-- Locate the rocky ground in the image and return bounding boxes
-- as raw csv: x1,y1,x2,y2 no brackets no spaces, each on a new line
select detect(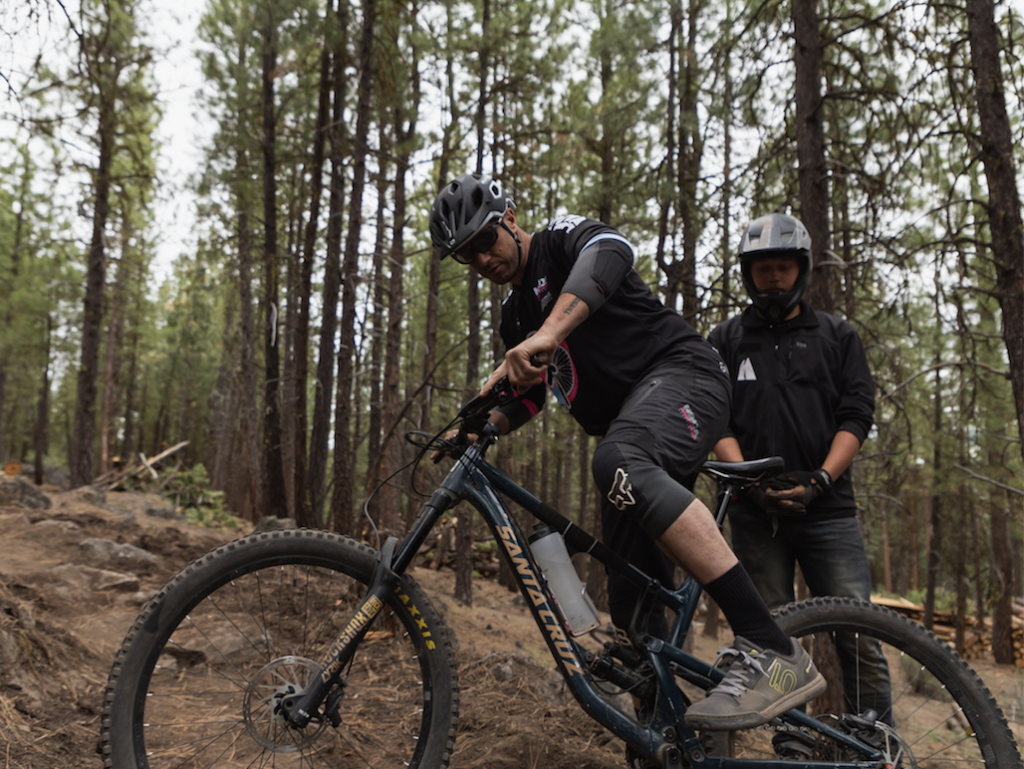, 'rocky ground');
0,477,1020,768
